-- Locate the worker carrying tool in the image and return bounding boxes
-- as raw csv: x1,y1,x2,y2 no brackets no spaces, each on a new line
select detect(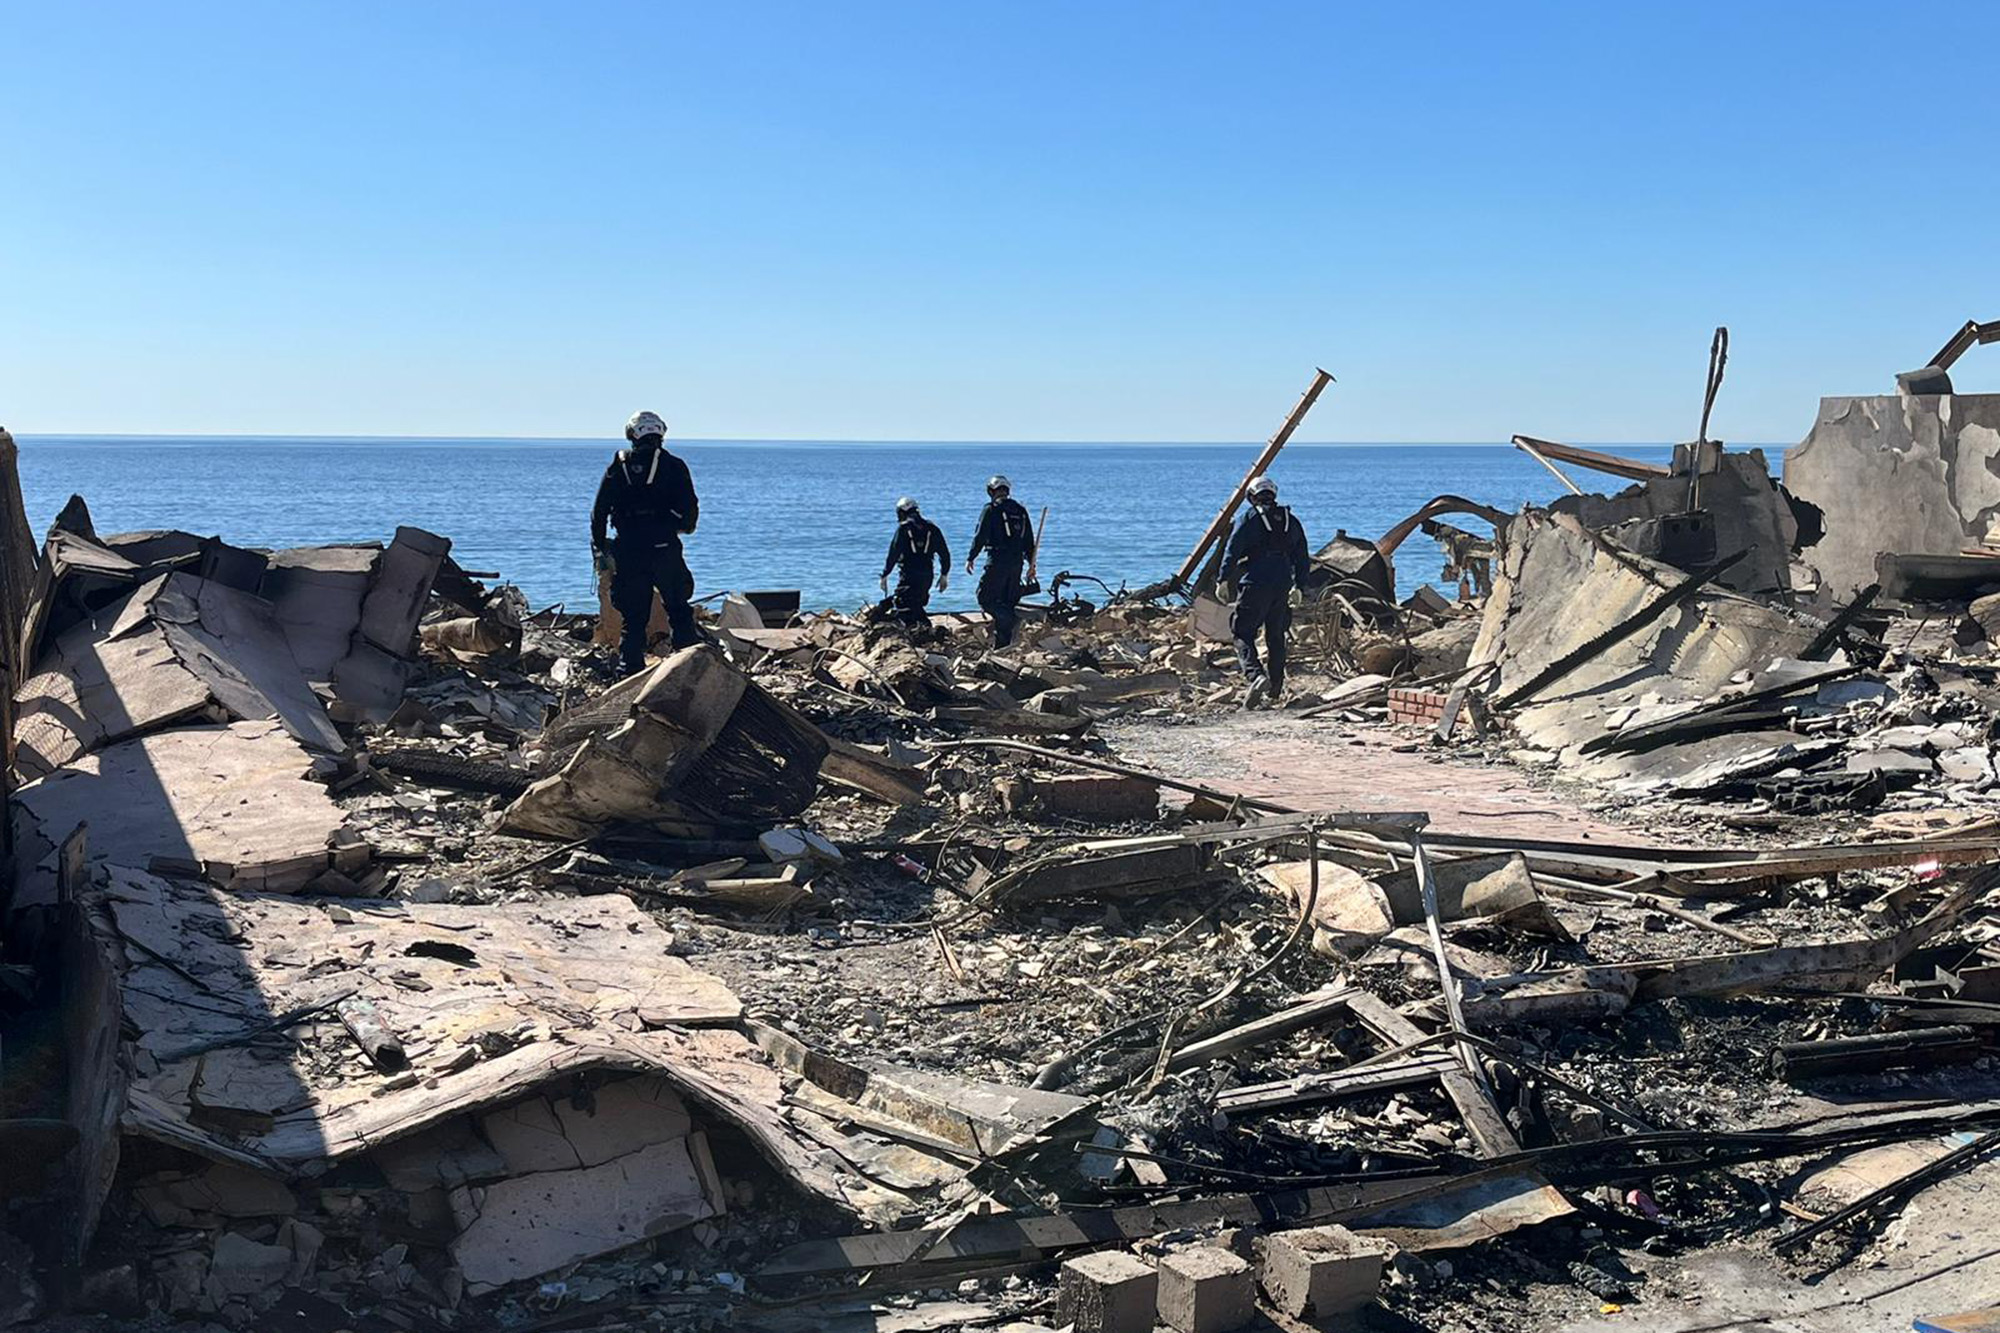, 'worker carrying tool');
869,495,951,631
590,410,701,674
1221,474,1310,708
966,474,1036,648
